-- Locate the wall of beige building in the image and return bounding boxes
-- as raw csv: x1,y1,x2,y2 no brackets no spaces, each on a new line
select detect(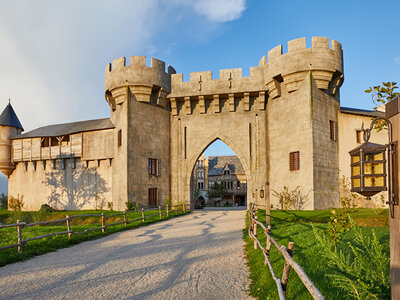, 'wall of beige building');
338,111,388,207
8,129,114,211
8,158,112,211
